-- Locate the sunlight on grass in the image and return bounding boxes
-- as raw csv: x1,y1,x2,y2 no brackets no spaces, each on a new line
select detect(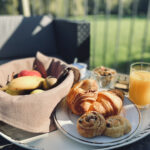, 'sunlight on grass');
70,15,150,73
91,16,150,73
